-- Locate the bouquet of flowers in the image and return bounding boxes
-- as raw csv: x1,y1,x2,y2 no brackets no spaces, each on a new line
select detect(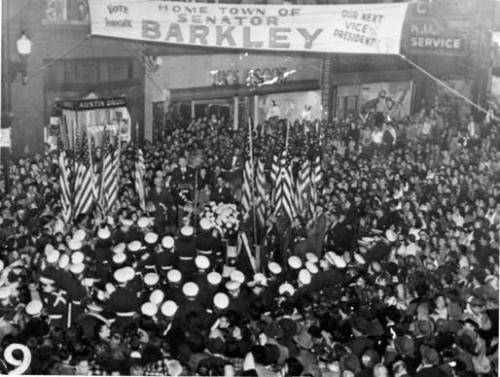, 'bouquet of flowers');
200,202,240,240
